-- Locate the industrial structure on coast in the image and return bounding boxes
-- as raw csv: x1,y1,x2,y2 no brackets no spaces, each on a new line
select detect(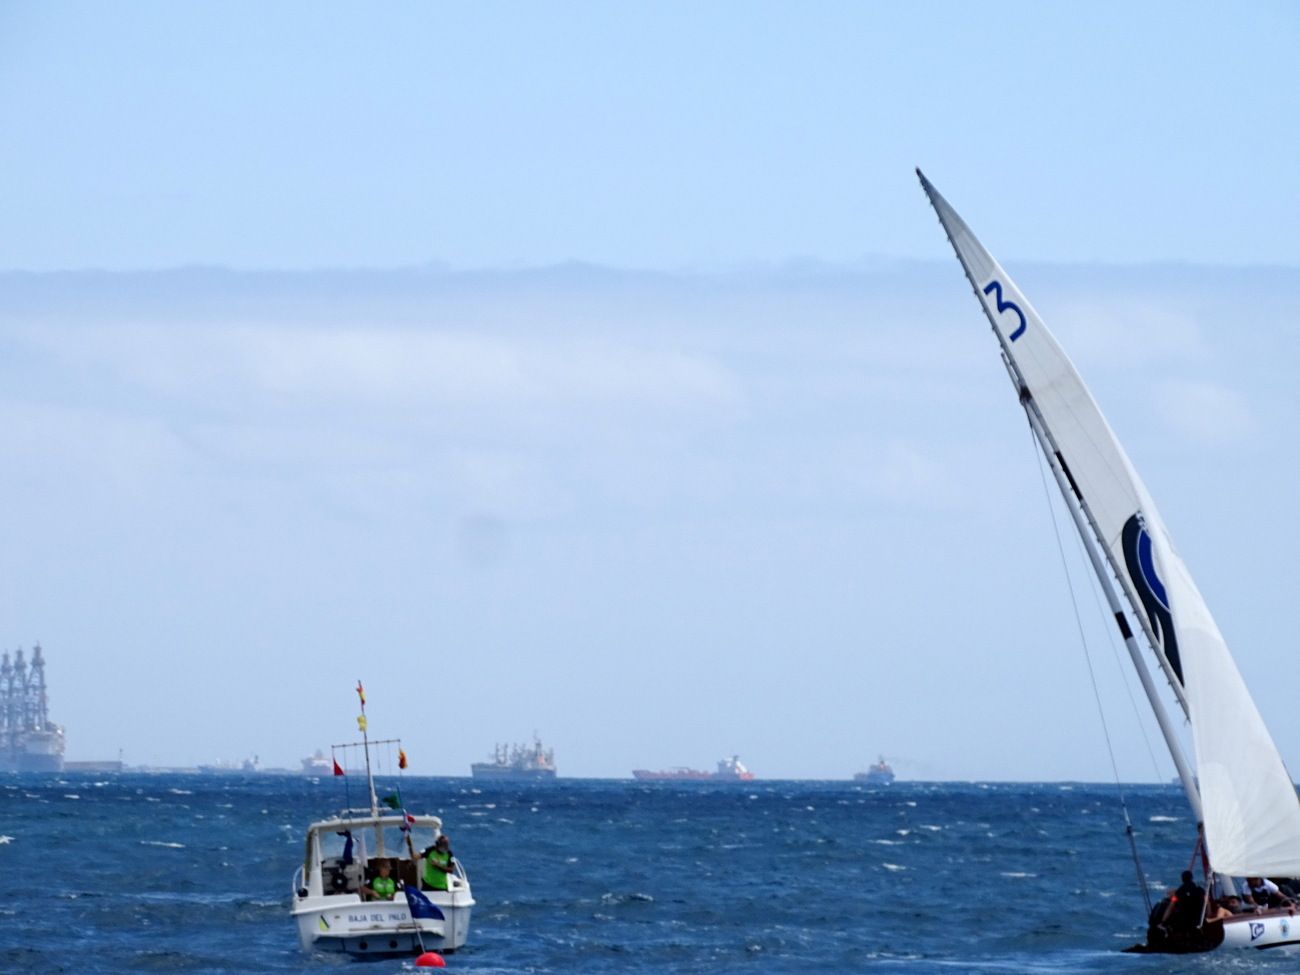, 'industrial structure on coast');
1,644,65,772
